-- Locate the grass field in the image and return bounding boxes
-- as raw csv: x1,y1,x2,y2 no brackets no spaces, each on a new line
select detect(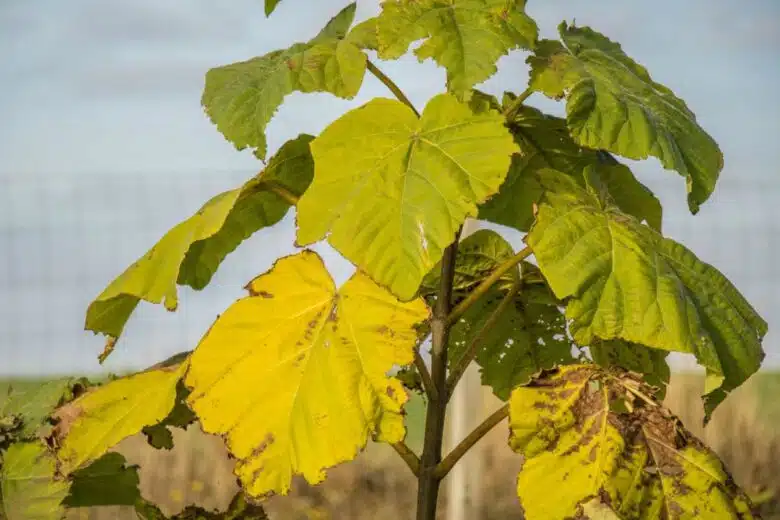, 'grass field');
3,372,780,519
